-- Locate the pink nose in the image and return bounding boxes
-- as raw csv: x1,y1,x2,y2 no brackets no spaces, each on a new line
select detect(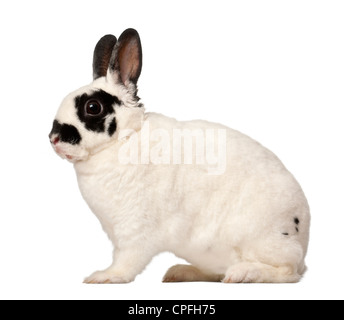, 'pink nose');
52,137,60,145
